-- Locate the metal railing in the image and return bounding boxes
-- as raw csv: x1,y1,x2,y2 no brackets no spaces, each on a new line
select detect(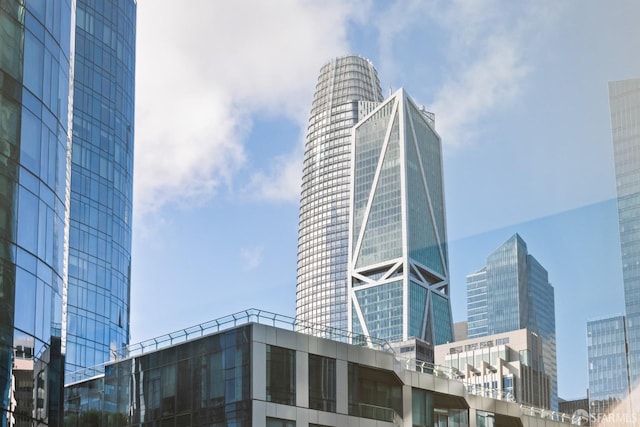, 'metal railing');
122,308,394,357
520,404,573,423
66,308,394,383
405,357,573,424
